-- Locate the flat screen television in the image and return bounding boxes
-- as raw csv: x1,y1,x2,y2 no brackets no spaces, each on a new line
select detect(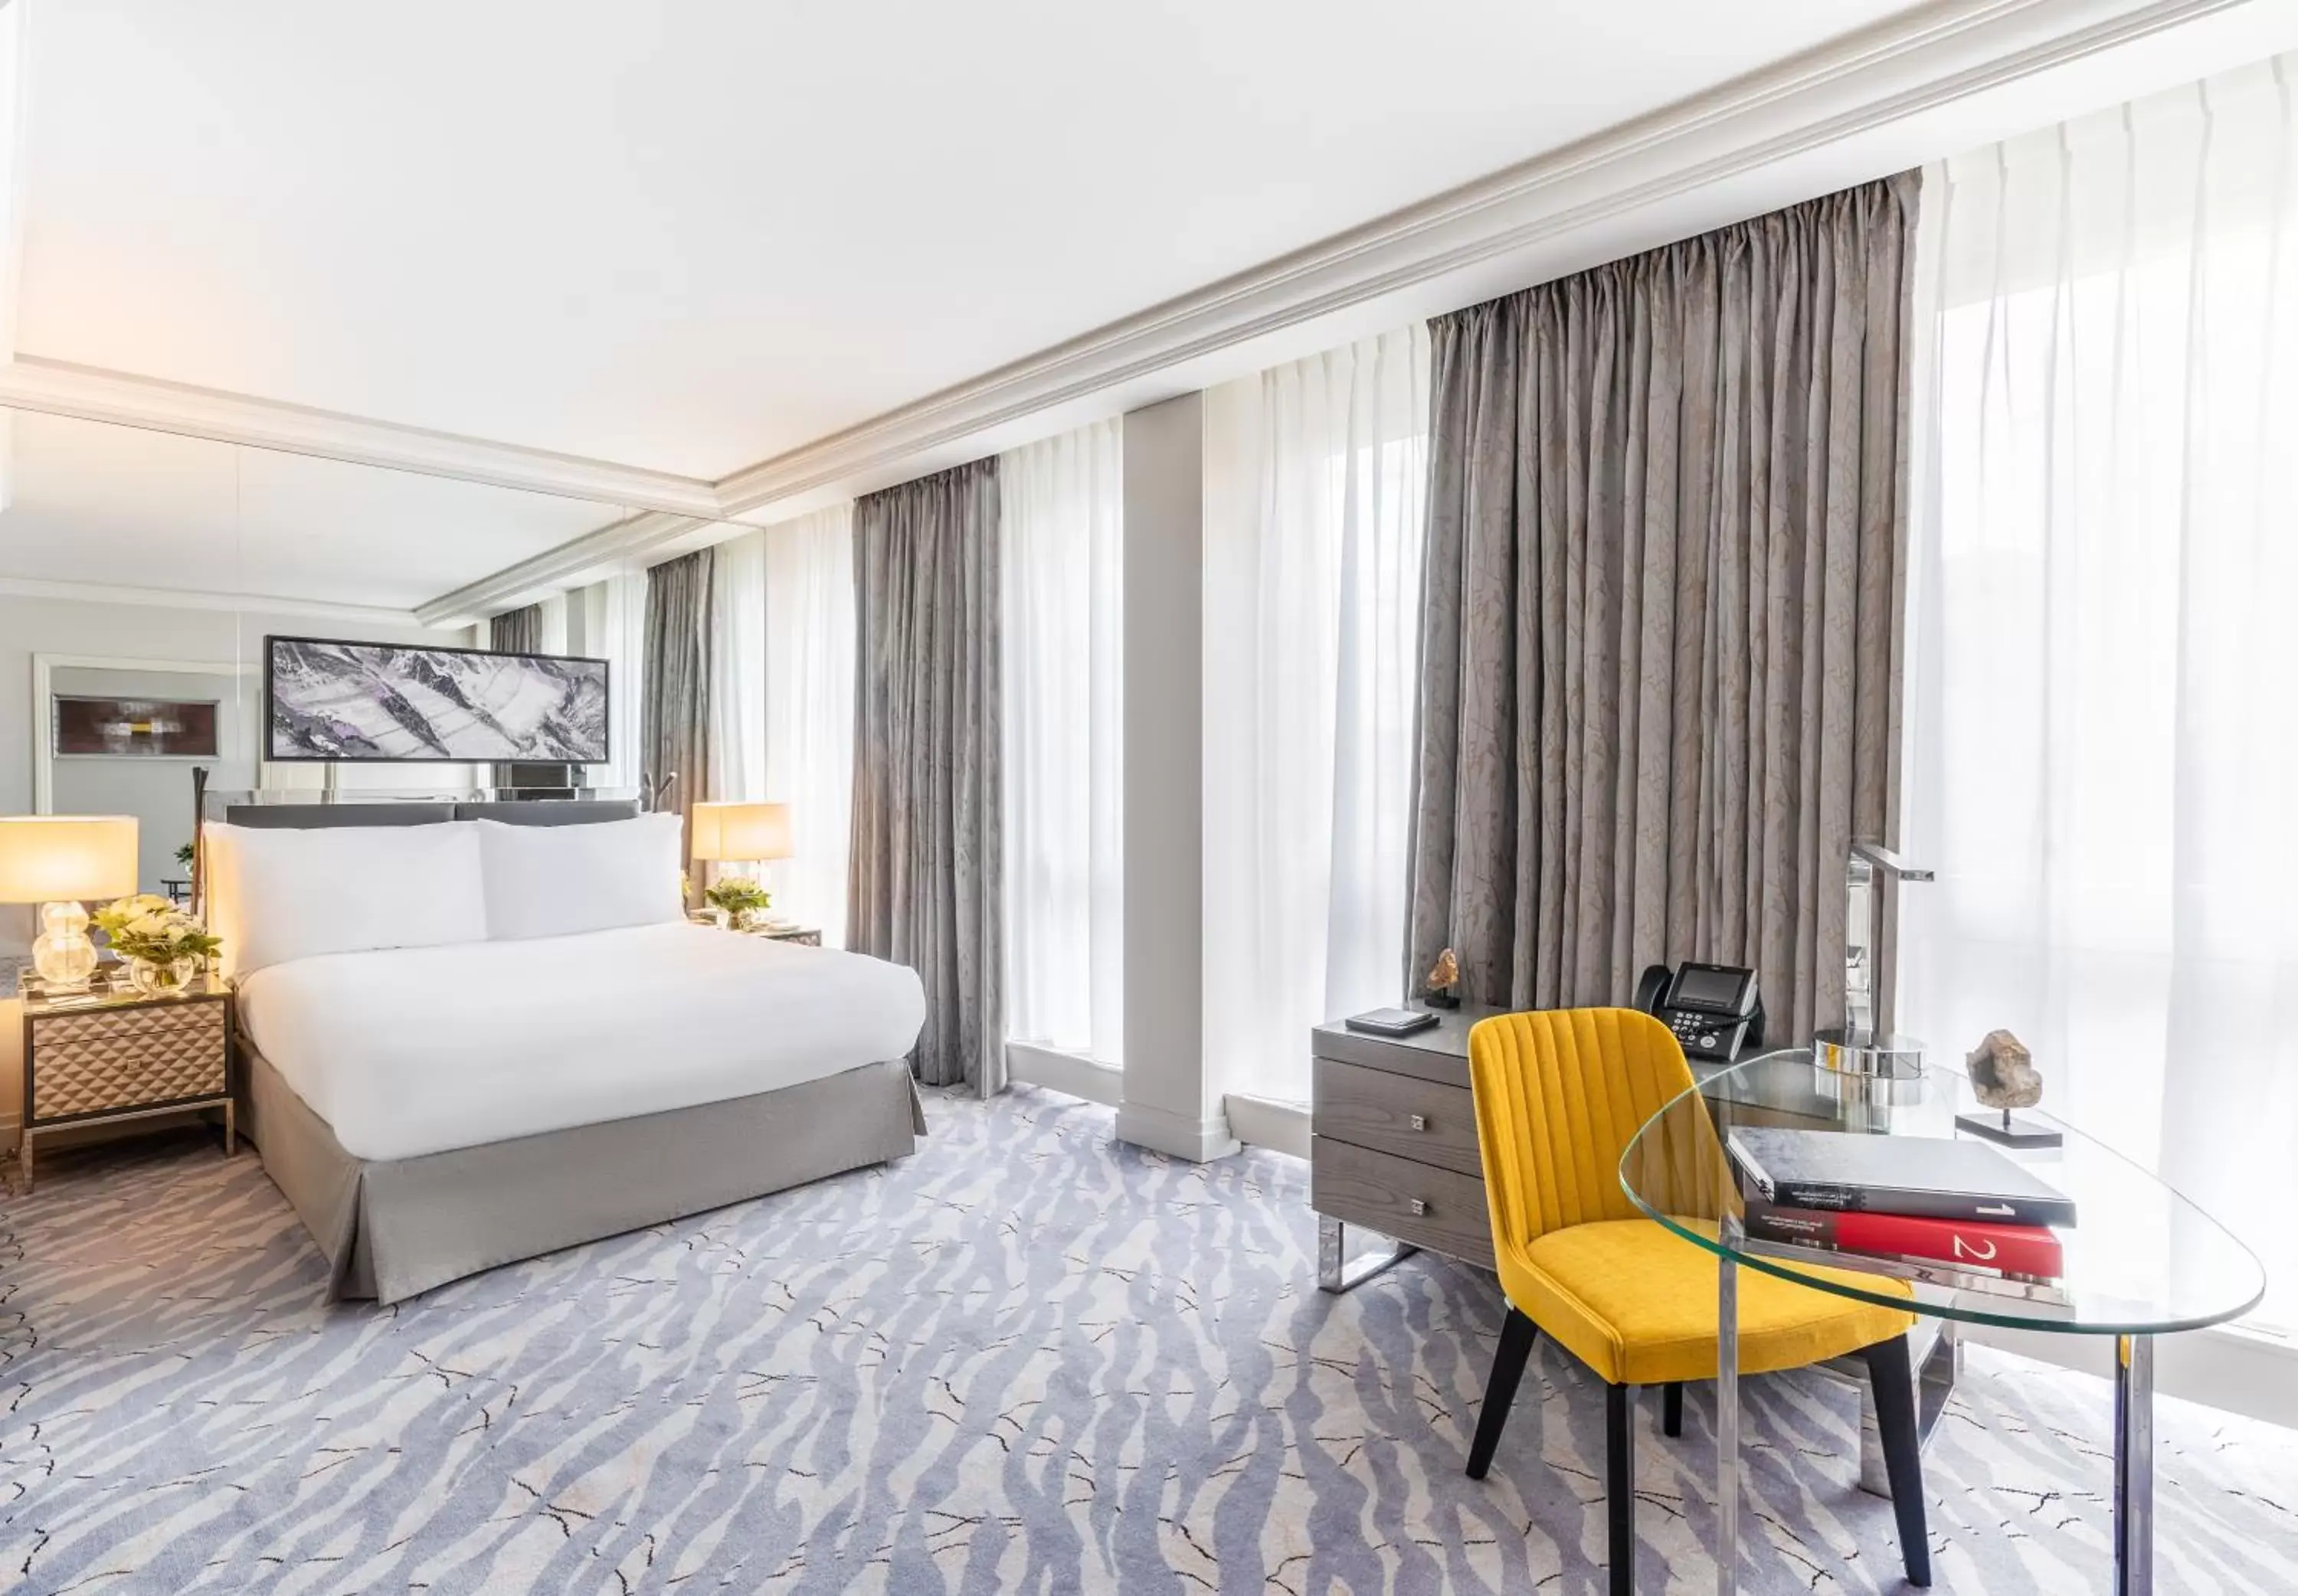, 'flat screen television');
264,634,611,764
